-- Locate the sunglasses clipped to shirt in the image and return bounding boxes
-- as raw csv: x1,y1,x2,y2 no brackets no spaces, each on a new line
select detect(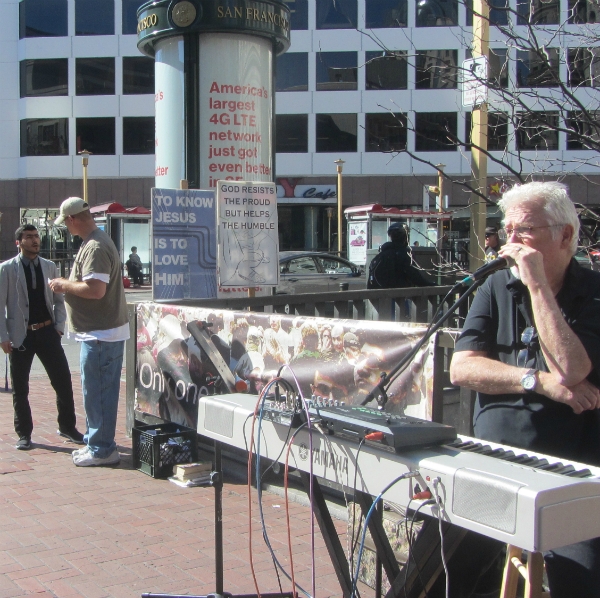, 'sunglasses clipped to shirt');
517,326,538,368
